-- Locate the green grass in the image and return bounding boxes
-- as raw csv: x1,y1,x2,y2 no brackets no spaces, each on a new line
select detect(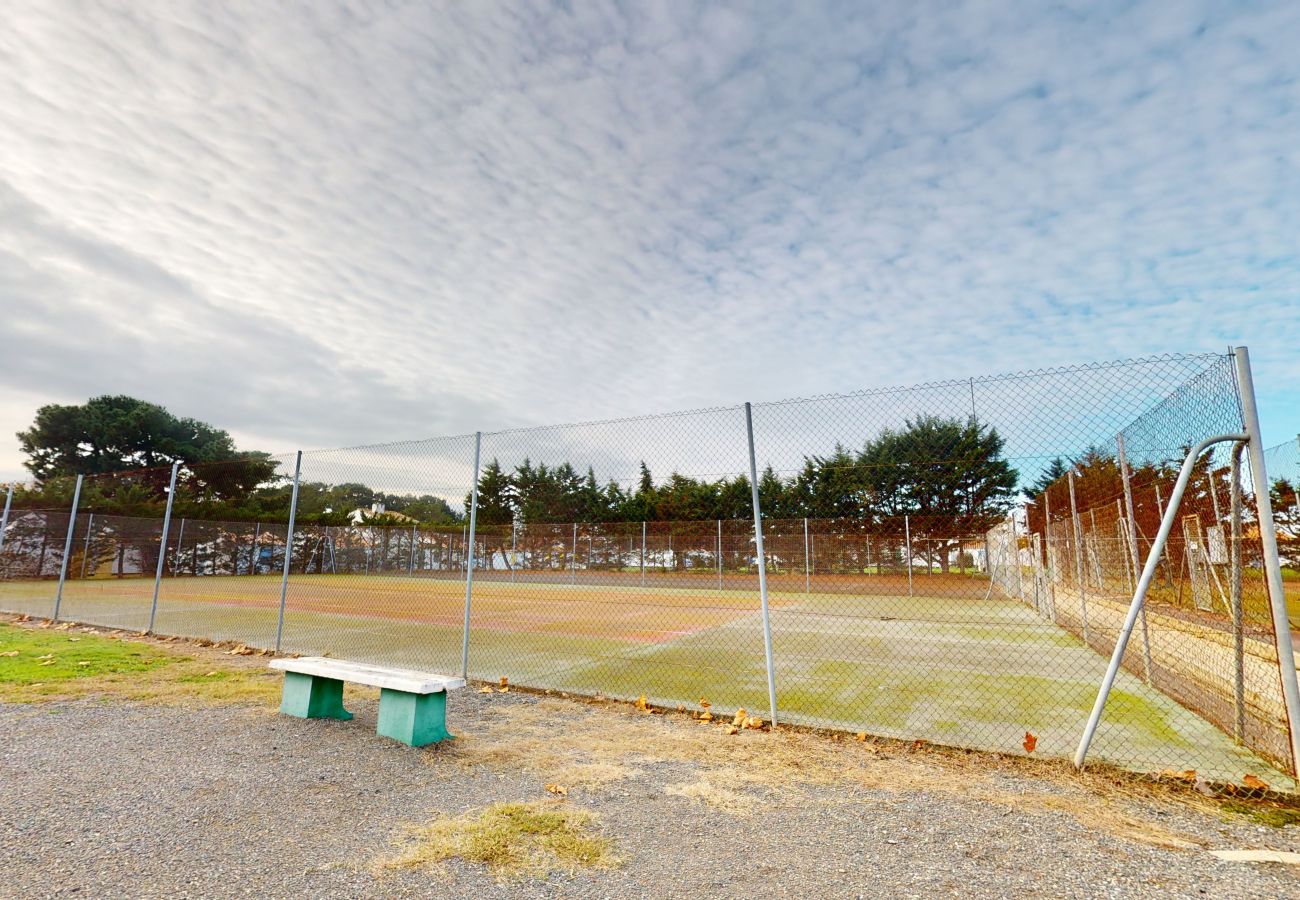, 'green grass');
0,622,176,685
0,621,281,705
